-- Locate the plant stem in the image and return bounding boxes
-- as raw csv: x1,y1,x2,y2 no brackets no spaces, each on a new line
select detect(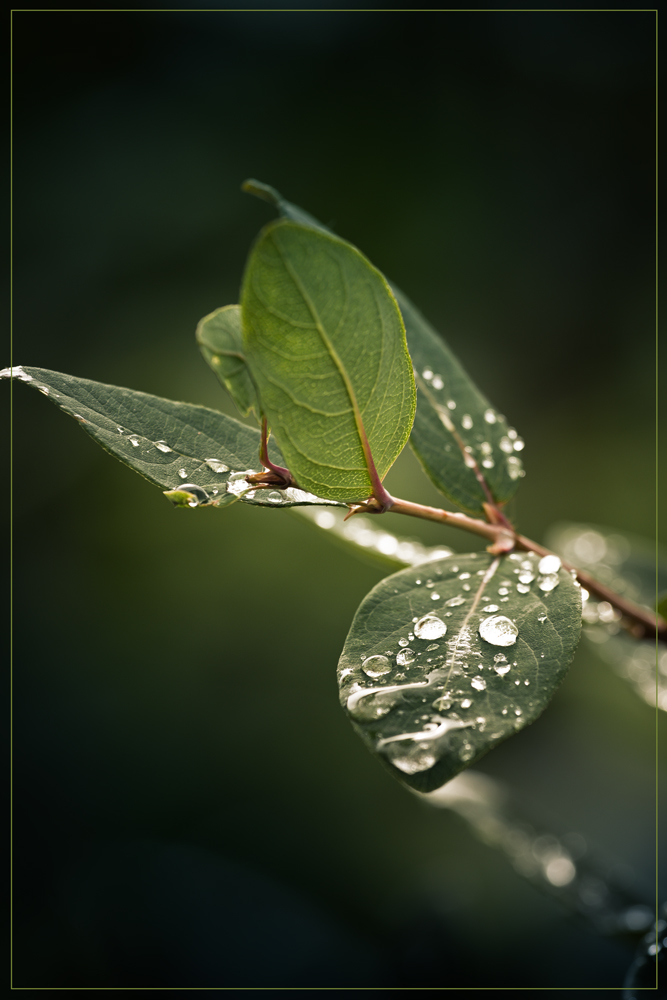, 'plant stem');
383,495,666,644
